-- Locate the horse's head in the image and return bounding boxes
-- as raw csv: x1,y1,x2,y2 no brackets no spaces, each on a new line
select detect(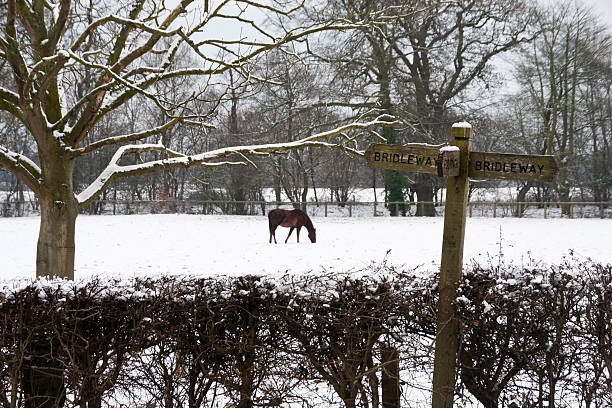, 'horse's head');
308,228,316,243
